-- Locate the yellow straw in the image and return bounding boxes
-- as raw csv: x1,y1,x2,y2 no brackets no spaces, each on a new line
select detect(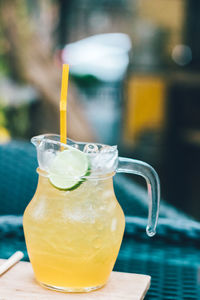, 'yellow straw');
60,64,69,144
